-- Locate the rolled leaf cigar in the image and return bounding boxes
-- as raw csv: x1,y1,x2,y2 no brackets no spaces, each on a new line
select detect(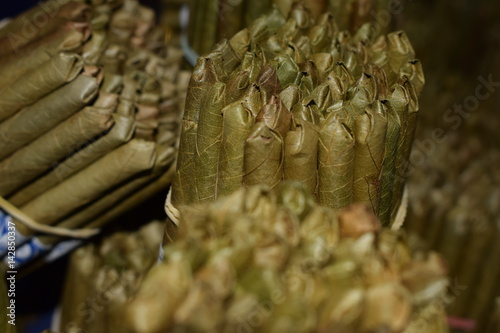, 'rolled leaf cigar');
194,82,226,203
356,72,378,102
243,122,283,189
101,73,123,94
352,106,388,213
391,81,418,217
298,70,315,94
217,101,255,197
173,54,222,205
228,28,251,60
248,16,270,46
325,72,346,101
310,83,333,116
284,118,319,195
85,164,176,232
214,39,241,74
83,267,116,333
318,112,355,209
188,0,204,53
0,52,82,122
101,45,128,75
450,223,495,316
274,54,301,89
0,21,90,88
82,29,108,65
0,70,100,160
0,107,115,196
37,145,175,246
226,69,251,104
127,258,193,333
256,65,283,103
387,31,415,75
348,86,374,114
256,95,292,139
378,101,401,226
400,80,419,163
279,84,302,111
362,283,413,332
15,139,157,236
244,0,273,35
365,64,389,100
310,21,332,54
0,1,91,50
108,4,137,46
59,245,99,333
135,5,155,40
105,270,139,333
400,59,425,96
240,51,264,85
93,91,119,109
218,0,245,41
291,97,321,125
241,83,264,117
388,84,409,188
311,53,334,82
469,230,500,328
0,15,68,56
299,61,320,89
9,113,136,206
199,0,219,55
295,36,314,60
